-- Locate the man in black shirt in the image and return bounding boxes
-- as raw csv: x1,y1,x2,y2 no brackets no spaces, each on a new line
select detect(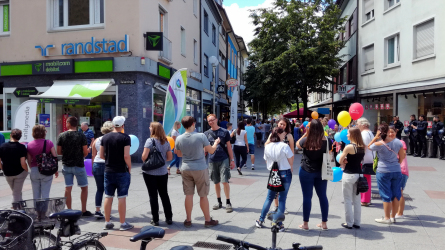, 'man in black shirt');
57,117,91,216
100,116,133,231
431,116,444,159
407,115,417,155
392,116,404,140
413,115,428,158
